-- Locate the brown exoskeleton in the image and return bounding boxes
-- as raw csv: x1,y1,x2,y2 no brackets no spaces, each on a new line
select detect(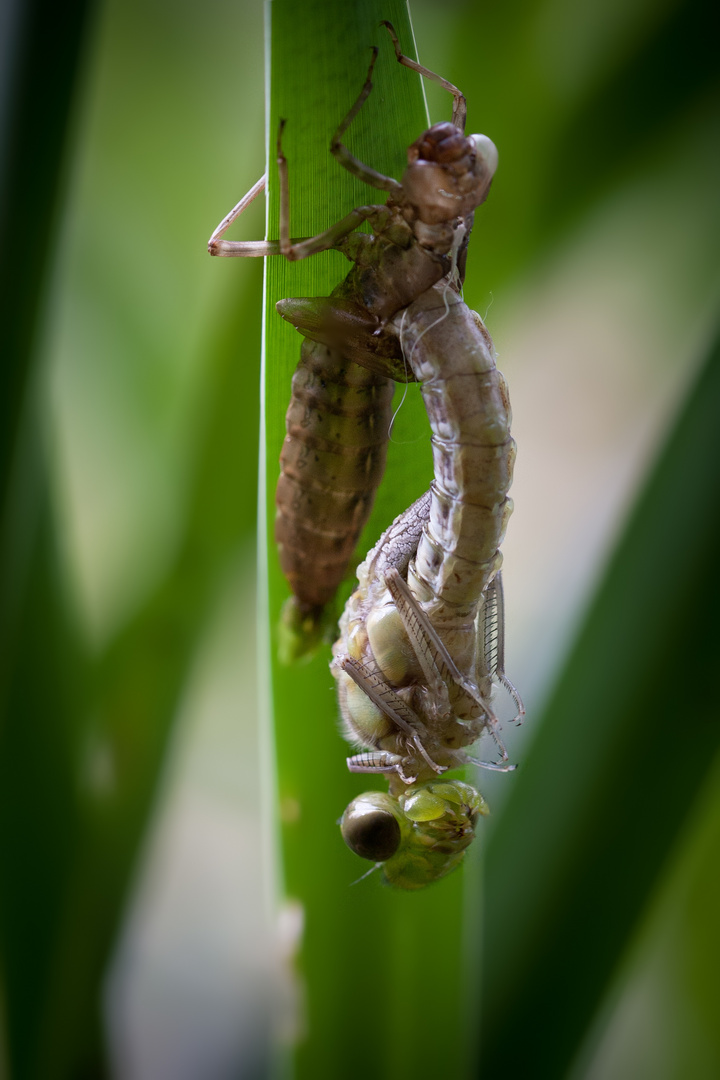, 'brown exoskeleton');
208,23,497,653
